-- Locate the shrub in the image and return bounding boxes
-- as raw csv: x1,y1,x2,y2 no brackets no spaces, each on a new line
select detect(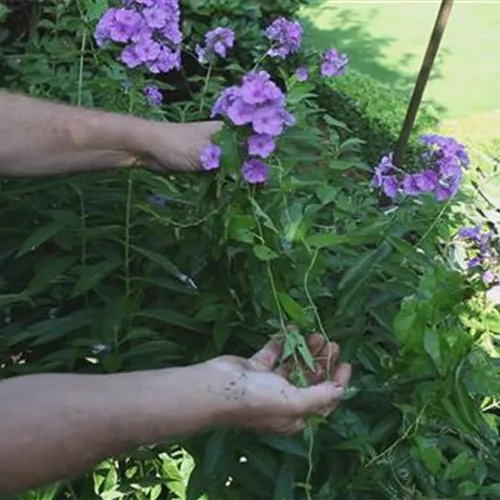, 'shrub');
315,68,439,167
1,1,500,500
